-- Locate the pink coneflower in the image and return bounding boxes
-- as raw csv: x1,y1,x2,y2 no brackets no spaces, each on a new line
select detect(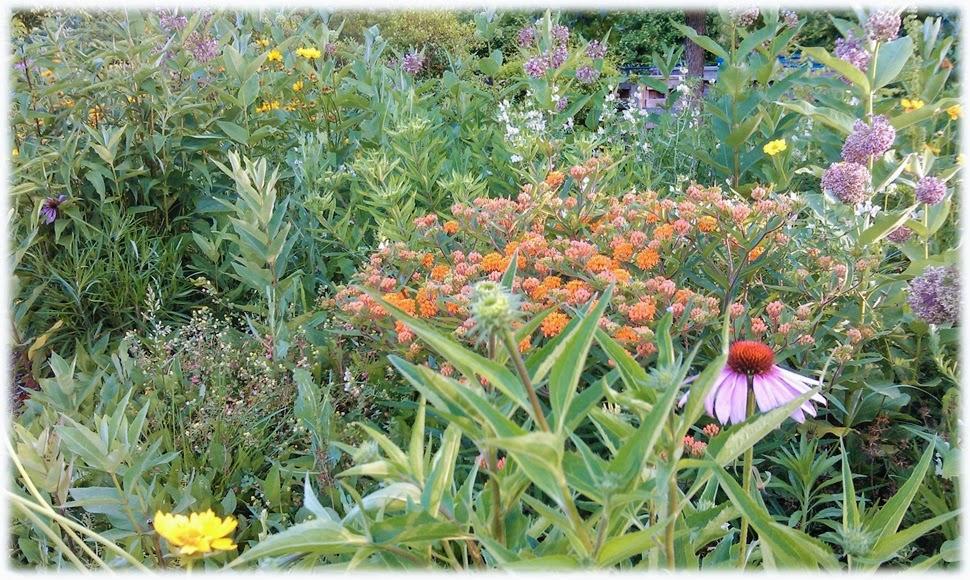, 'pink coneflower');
40,195,67,224
686,341,826,425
